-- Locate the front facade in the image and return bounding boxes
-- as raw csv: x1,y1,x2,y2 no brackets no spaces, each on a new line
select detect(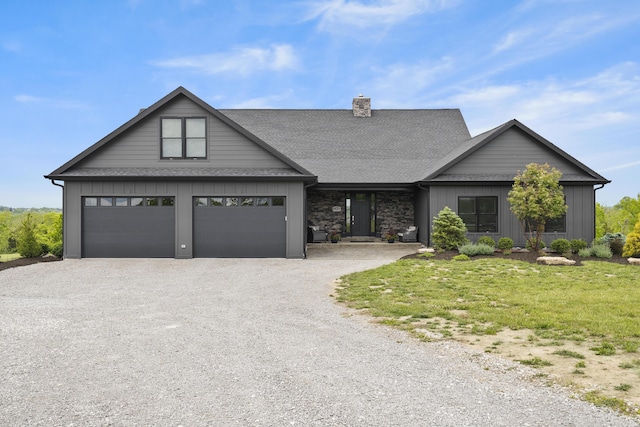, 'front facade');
46,87,609,258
